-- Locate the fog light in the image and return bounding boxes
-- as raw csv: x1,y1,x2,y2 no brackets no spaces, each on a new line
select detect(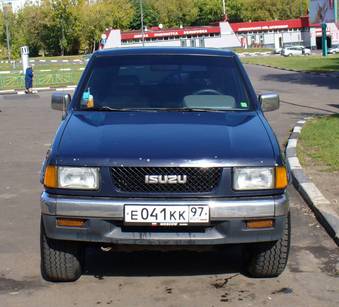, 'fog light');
246,219,274,229
56,218,86,227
